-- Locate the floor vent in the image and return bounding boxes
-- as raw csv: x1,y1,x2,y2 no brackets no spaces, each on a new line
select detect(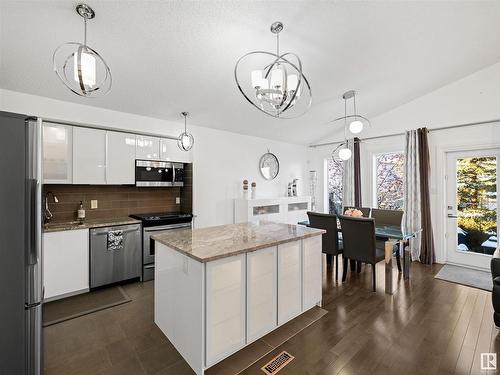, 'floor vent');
261,351,295,374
